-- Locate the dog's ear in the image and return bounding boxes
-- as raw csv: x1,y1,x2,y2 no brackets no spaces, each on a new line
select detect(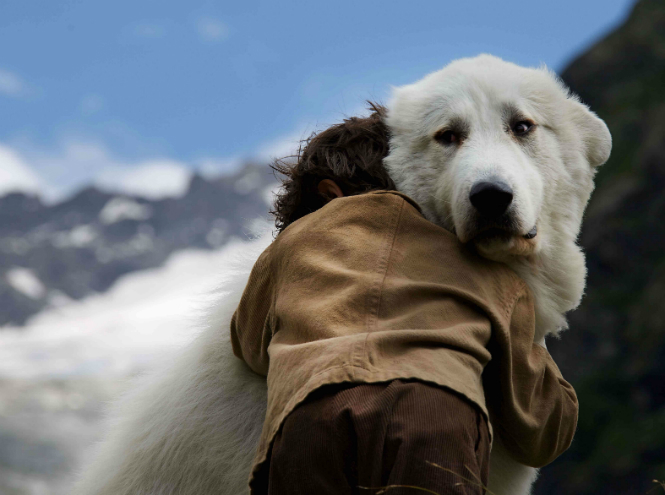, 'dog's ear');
567,98,612,168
